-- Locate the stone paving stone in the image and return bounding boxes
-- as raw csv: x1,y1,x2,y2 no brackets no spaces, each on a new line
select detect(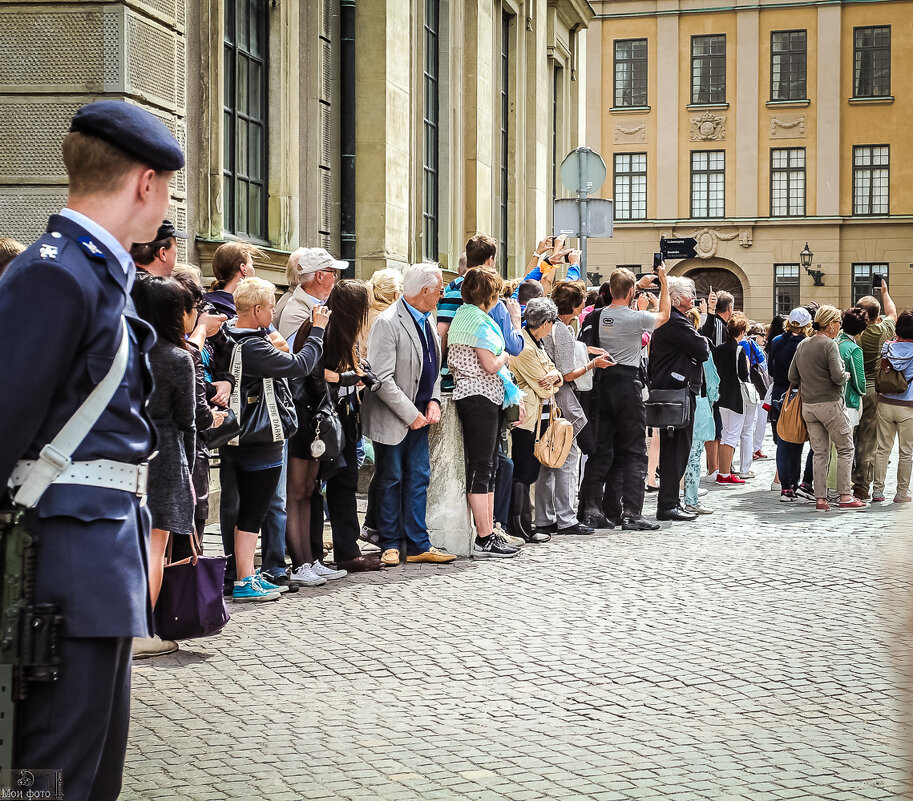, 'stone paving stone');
121,436,912,800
